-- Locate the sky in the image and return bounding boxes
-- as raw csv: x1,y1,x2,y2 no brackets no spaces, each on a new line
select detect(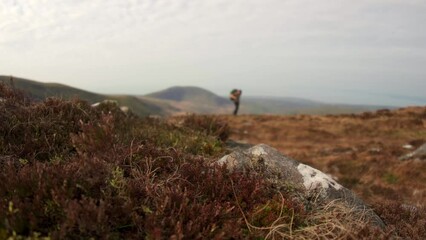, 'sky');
1,0,425,106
